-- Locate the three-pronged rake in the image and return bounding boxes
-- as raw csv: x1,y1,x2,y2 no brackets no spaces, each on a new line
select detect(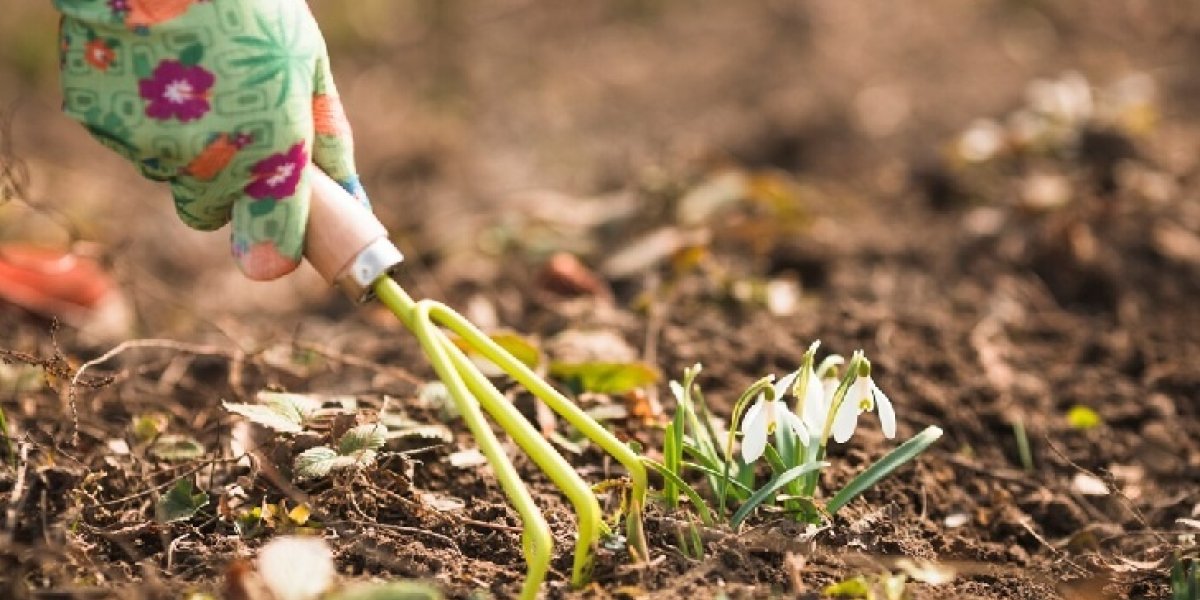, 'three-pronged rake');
304,167,648,599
